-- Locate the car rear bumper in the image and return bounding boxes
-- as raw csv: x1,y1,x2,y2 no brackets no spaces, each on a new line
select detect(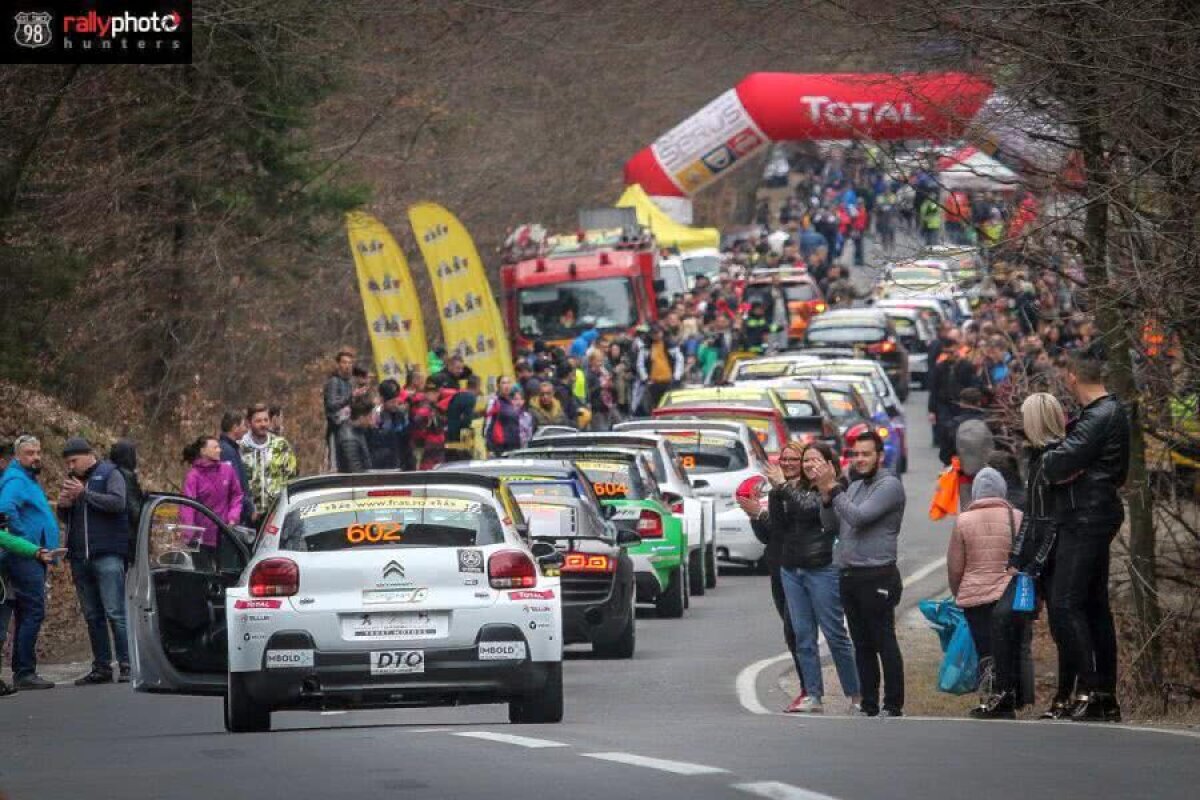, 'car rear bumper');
241,626,553,710
714,509,766,564
561,581,632,645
